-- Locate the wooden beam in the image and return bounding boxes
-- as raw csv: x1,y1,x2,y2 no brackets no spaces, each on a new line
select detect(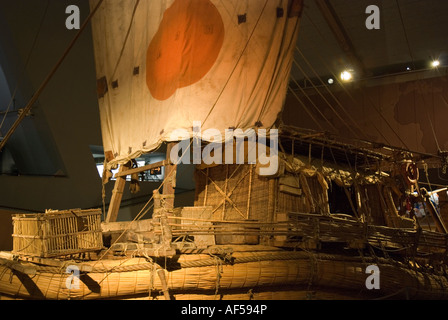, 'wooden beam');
114,160,170,178
4,253,93,273
157,268,171,300
0,257,36,275
315,0,367,77
439,191,448,231
163,142,177,209
105,162,131,223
